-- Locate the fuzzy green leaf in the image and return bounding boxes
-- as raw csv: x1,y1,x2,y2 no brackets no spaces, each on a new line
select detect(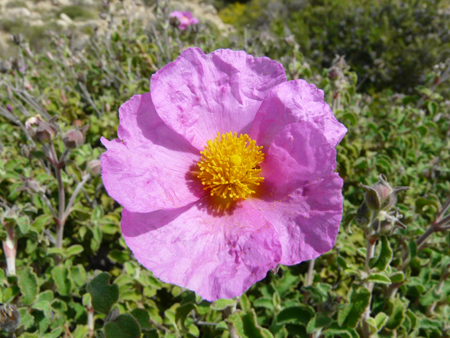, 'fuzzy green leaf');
86,272,119,314
367,273,391,284
104,313,141,338
338,288,371,329
306,314,333,334
276,305,314,326
210,298,236,311
130,308,151,331
369,236,393,271
52,265,72,296
175,302,197,332
18,267,39,305
66,244,84,257
385,298,406,330
227,309,274,338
